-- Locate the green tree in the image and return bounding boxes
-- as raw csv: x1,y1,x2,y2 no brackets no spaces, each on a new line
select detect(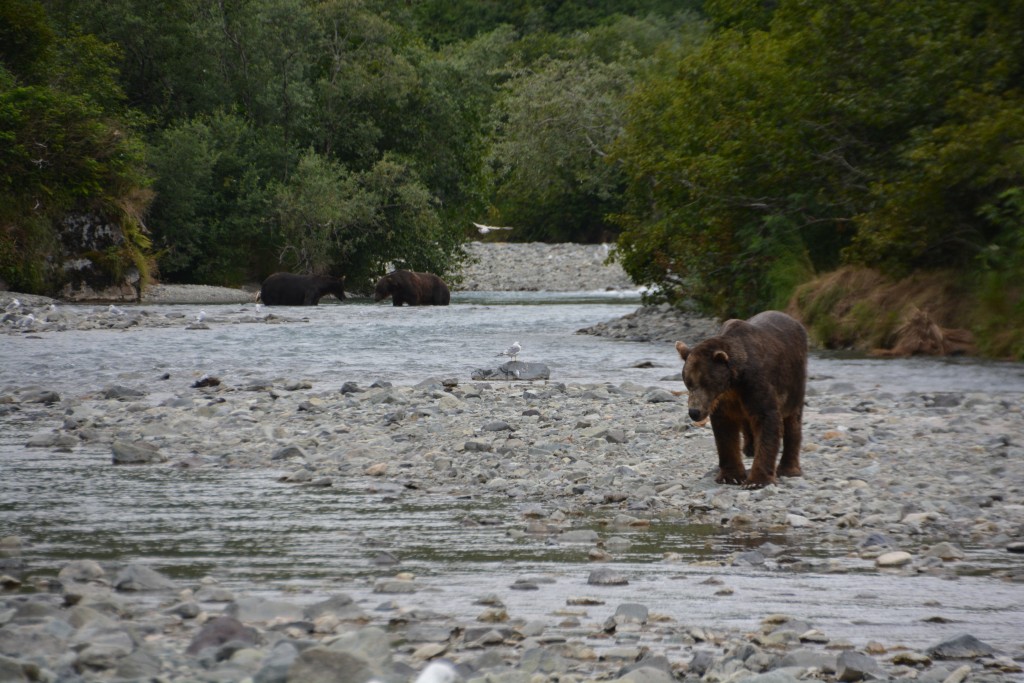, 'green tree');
24,0,711,289
390,27,518,235
272,150,466,289
408,0,701,46
39,0,219,122
307,0,419,167
146,112,283,284
488,56,632,242
1,1,152,294
613,0,1024,318
0,0,54,82
486,13,701,243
